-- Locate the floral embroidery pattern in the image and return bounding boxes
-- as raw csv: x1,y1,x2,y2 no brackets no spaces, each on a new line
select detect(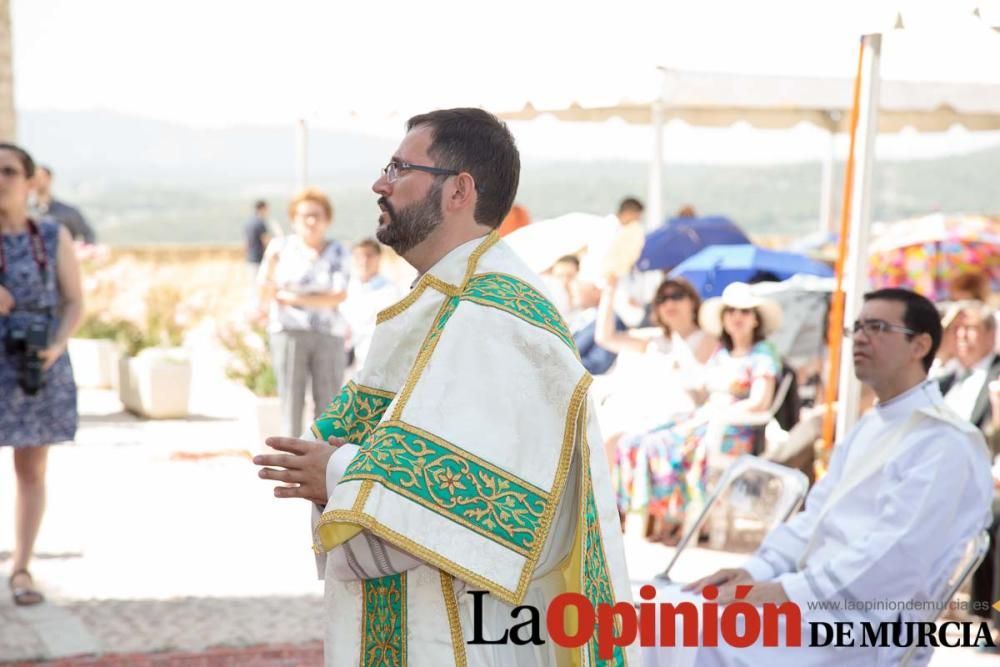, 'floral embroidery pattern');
362,573,406,667
582,450,626,666
461,273,575,351
312,381,395,444
342,422,548,555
